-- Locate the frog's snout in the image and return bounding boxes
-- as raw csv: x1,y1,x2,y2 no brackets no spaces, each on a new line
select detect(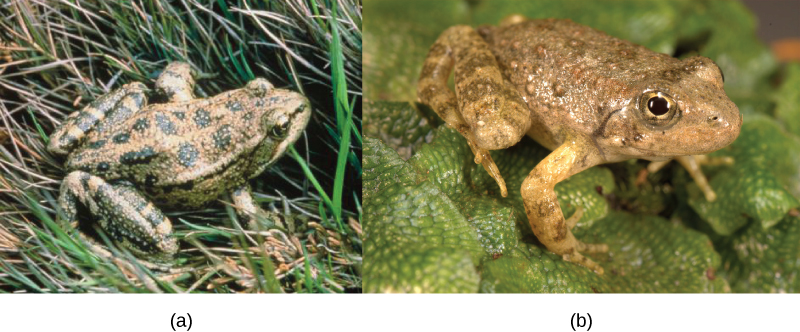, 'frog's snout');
704,106,742,147
292,97,312,129
282,93,312,142
706,112,726,127
708,111,742,128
